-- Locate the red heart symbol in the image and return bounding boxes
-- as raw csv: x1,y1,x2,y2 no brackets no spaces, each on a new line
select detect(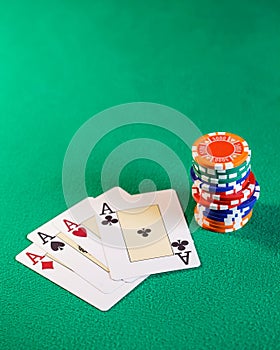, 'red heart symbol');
72,227,87,237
